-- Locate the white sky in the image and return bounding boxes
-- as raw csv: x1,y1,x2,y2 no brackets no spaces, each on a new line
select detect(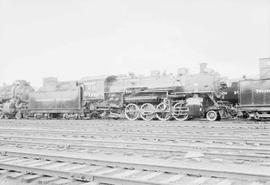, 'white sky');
0,0,270,87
